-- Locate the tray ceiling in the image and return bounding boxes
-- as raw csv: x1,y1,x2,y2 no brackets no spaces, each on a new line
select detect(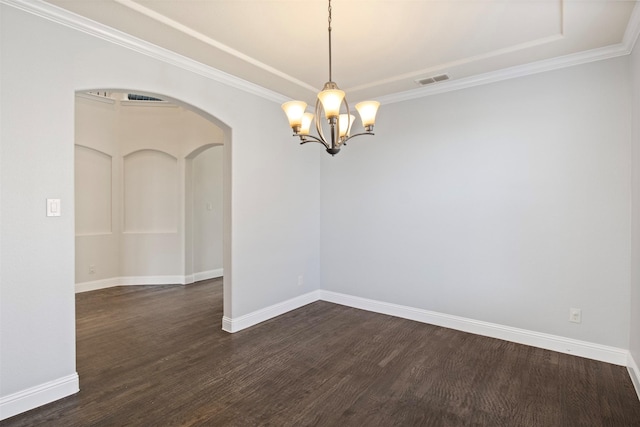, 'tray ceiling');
44,0,638,103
